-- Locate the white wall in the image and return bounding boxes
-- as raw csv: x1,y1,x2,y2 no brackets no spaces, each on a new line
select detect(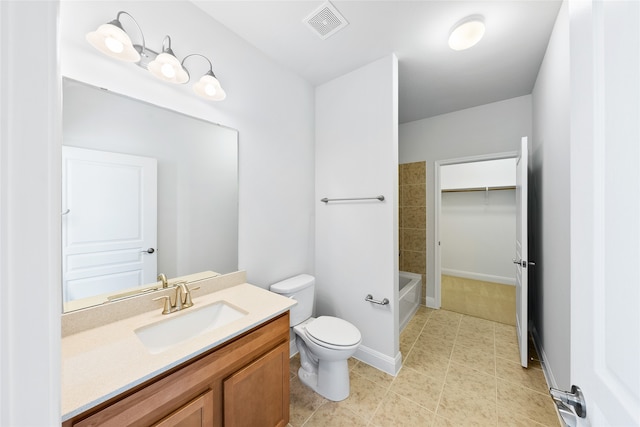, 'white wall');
0,1,315,424
441,190,516,284
399,95,532,301
0,1,61,425
531,0,571,389
315,55,399,374
440,159,516,284
441,158,516,190
60,0,316,288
